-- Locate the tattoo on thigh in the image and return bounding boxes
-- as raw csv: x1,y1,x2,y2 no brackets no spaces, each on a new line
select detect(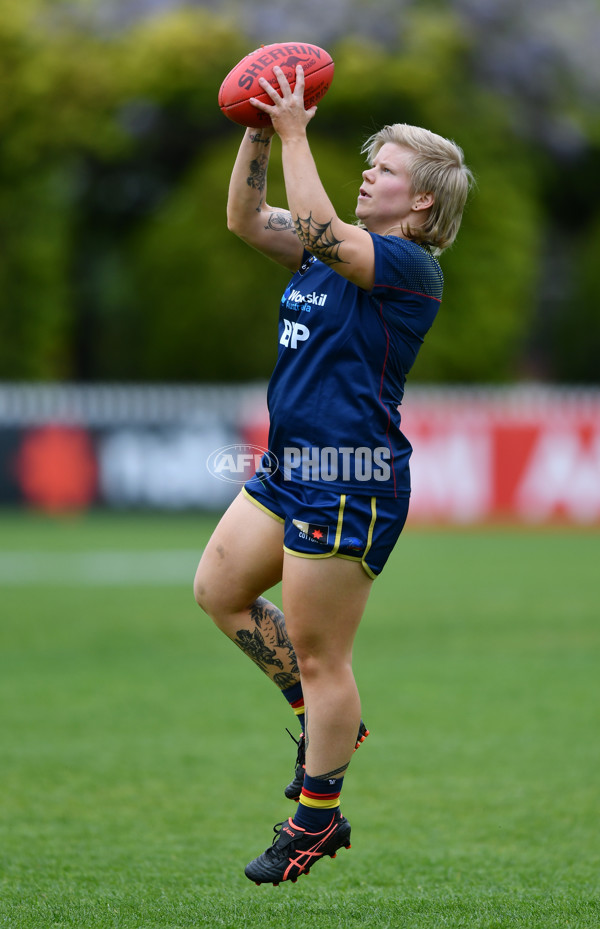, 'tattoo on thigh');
233,598,299,679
